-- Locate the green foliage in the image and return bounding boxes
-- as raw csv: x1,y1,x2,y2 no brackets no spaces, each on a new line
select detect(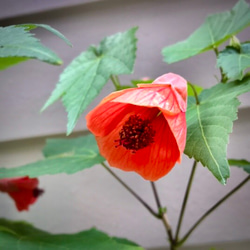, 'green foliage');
0,134,104,178
162,0,250,63
18,23,72,46
217,43,250,81
0,57,28,70
0,219,143,250
0,24,71,70
42,27,138,135
228,159,250,174
131,79,153,86
185,76,250,184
